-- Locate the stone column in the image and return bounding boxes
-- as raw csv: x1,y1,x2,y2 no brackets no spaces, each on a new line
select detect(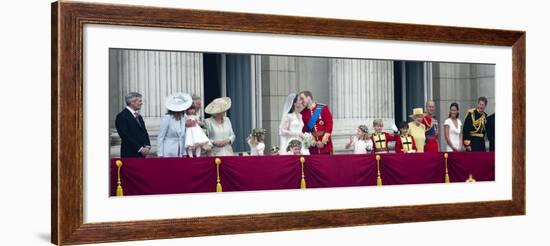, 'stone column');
110,49,203,125
109,49,203,156
329,59,394,153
